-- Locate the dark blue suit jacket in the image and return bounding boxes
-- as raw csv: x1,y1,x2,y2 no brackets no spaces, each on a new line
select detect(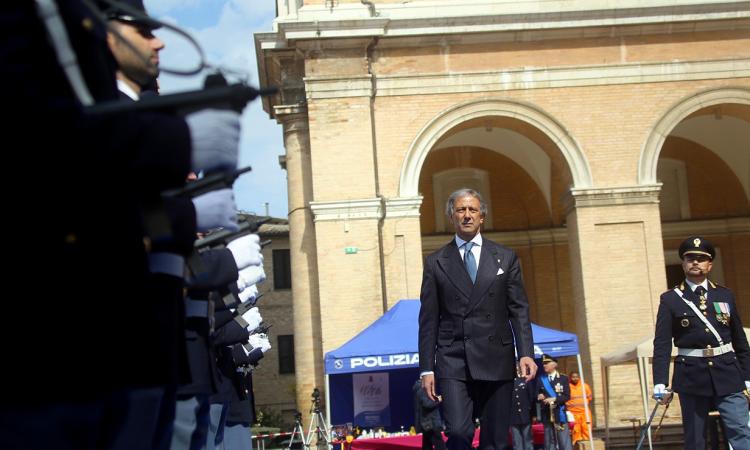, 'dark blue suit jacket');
418,237,534,381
